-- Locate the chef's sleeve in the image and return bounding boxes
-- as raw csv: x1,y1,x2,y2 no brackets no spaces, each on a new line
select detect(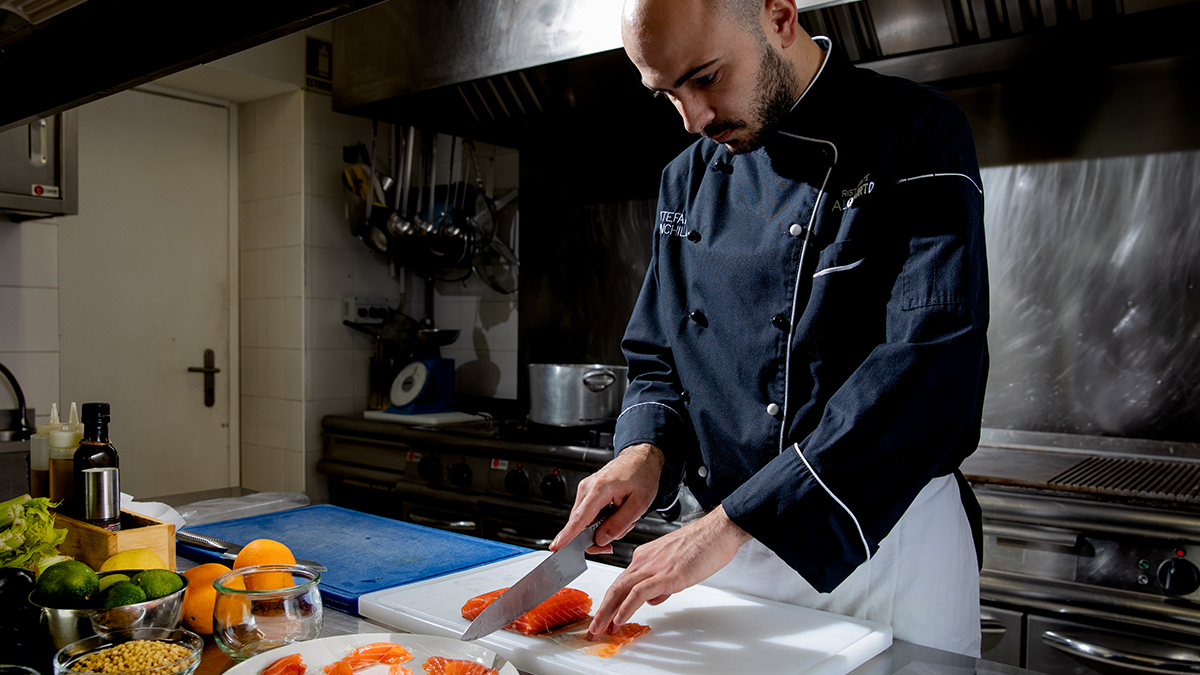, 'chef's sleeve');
721,100,990,592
